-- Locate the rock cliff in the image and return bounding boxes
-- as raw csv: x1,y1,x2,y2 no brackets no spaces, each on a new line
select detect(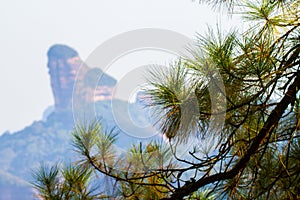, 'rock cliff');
47,44,116,112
